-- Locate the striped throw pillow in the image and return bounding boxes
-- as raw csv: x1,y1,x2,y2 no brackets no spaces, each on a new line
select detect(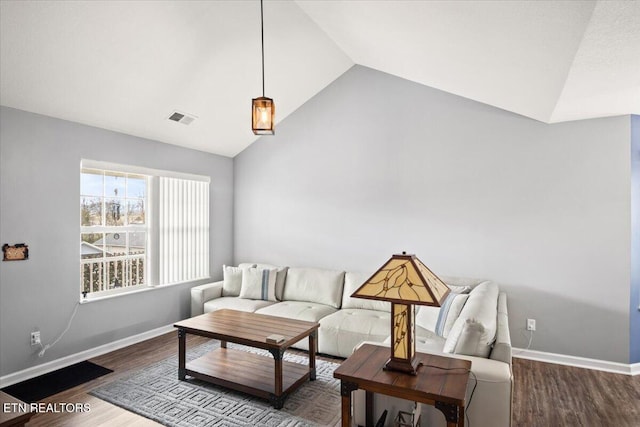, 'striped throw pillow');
239,267,278,301
434,292,469,338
